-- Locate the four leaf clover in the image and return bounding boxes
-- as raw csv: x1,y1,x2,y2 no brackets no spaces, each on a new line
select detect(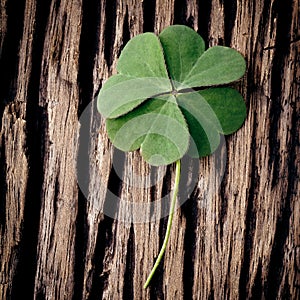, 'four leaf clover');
98,25,246,166
97,25,247,288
